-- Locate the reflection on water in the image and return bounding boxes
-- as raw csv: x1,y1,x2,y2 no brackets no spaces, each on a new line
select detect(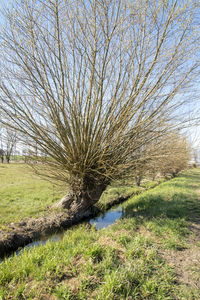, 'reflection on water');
90,206,123,229
16,236,60,255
